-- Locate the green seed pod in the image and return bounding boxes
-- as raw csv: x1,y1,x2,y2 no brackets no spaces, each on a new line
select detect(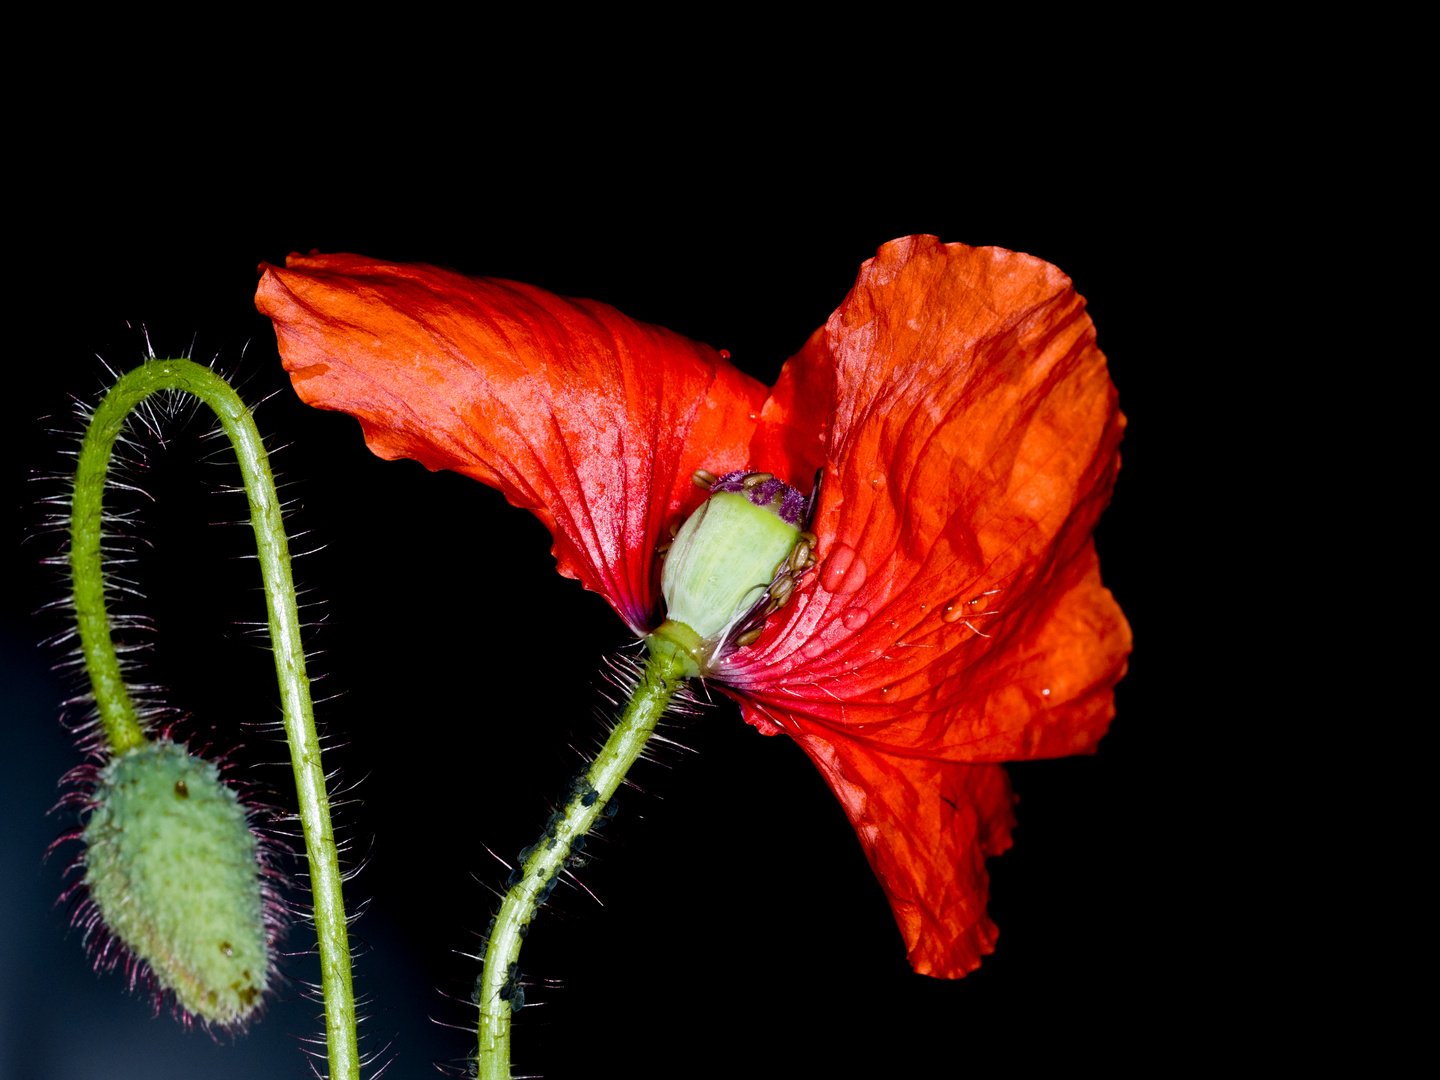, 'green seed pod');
651,470,807,675
82,739,273,1027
